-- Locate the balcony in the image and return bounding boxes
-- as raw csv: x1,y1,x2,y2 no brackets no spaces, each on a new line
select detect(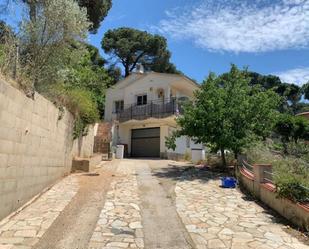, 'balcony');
116,98,182,123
